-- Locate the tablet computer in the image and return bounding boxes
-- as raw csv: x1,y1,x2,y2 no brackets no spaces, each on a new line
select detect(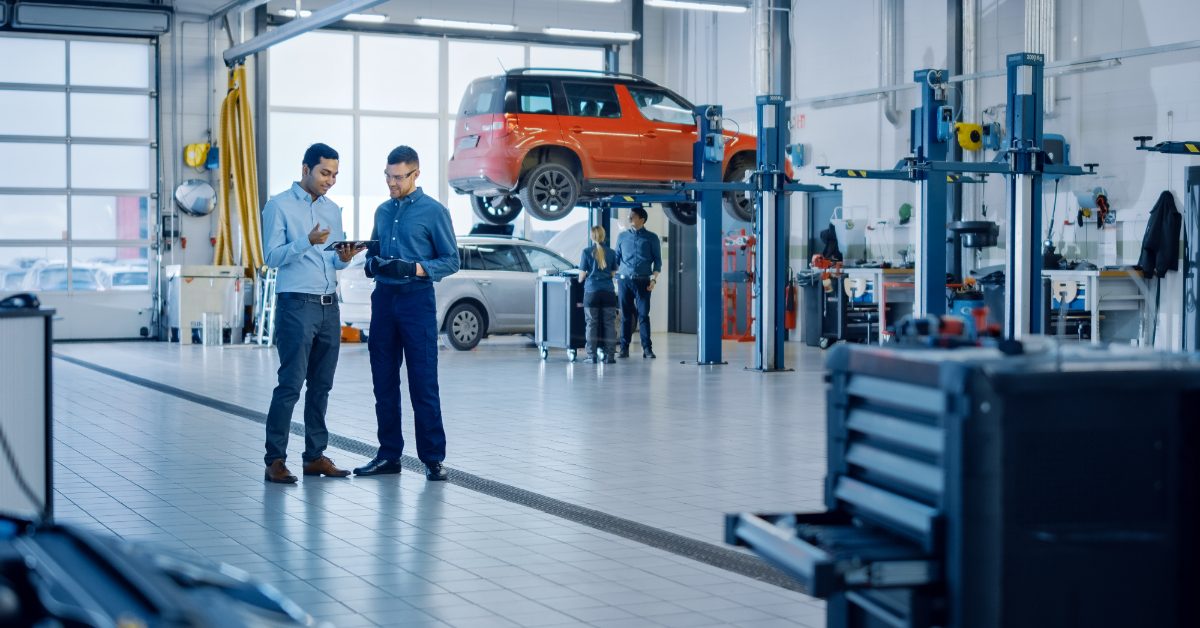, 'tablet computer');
323,240,377,251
